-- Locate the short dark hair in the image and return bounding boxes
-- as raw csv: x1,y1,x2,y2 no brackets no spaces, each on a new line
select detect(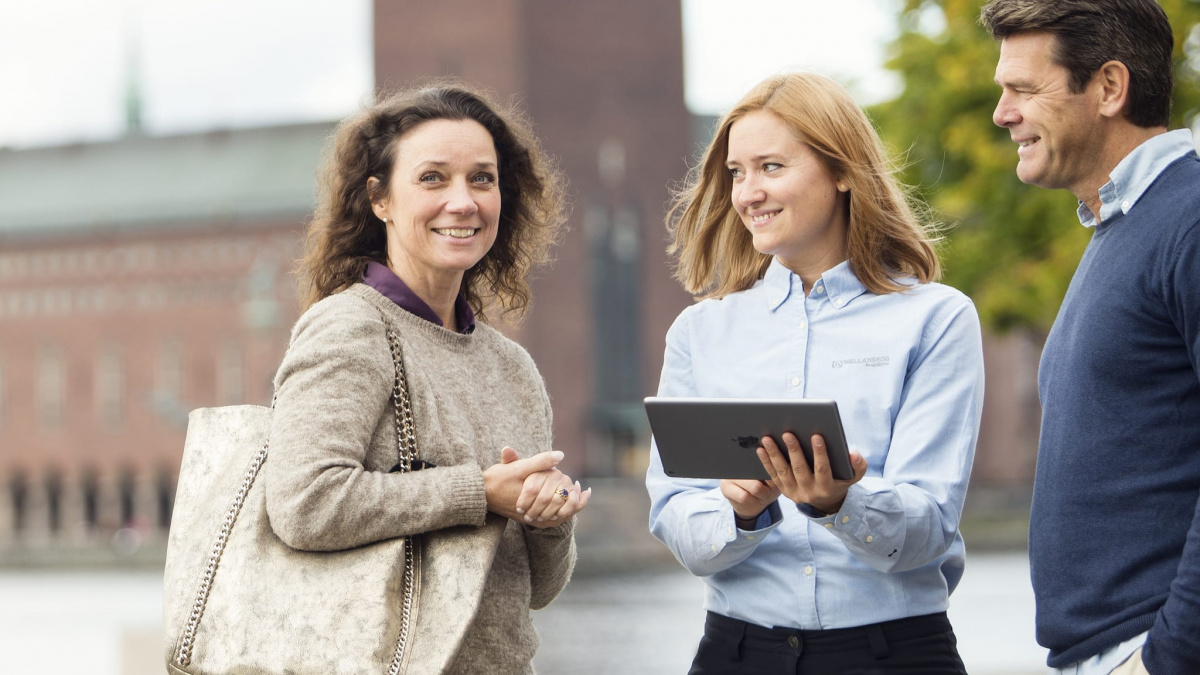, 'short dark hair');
300,81,567,318
980,0,1174,127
